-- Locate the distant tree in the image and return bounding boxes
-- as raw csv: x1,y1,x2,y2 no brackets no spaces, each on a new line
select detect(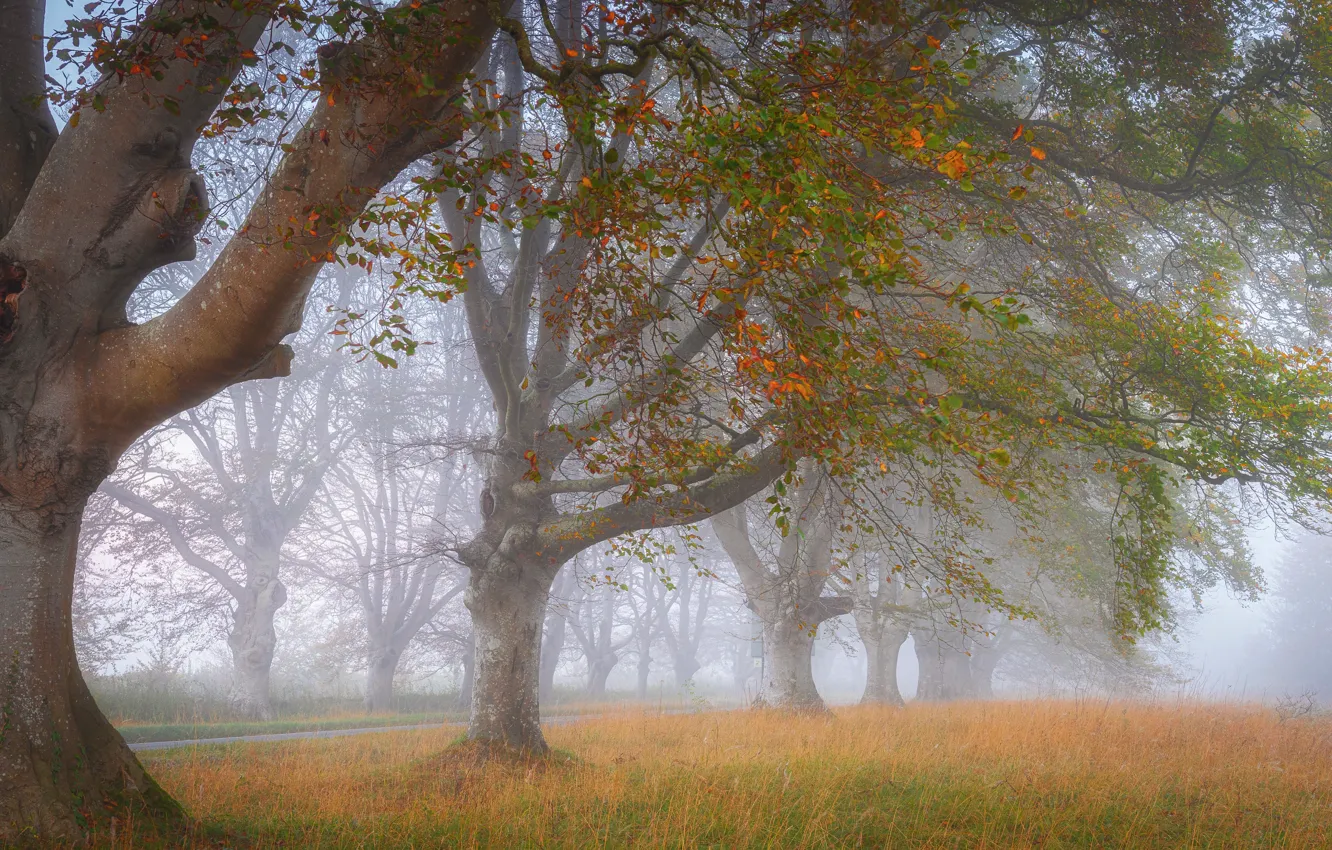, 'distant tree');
713,466,851,711
1255,533,1332,699
95,270,355,719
